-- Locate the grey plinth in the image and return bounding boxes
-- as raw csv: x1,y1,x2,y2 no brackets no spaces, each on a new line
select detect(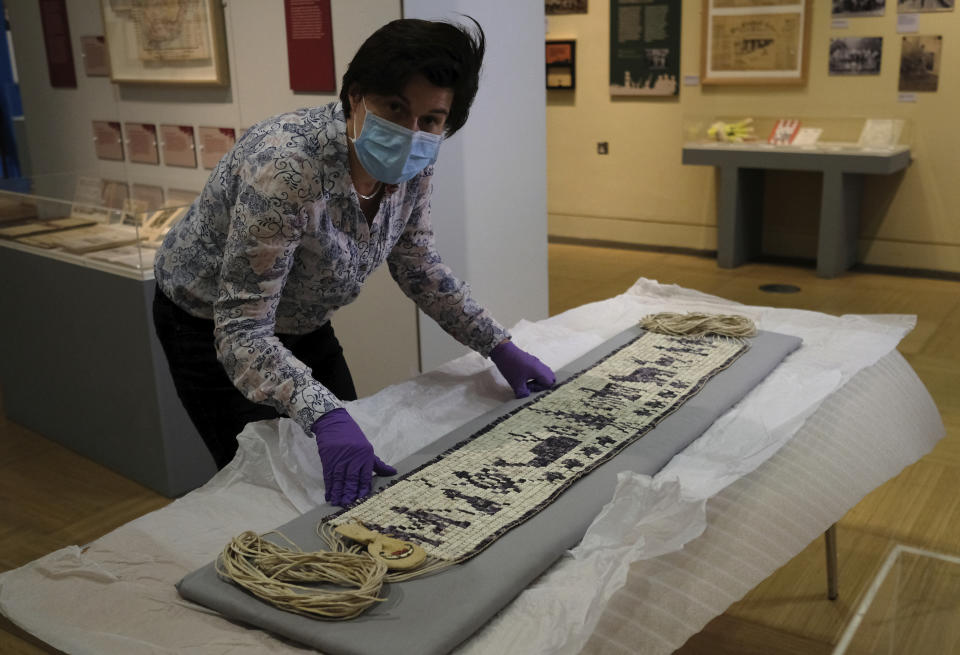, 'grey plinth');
0,244,216,497
682,144,912,278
